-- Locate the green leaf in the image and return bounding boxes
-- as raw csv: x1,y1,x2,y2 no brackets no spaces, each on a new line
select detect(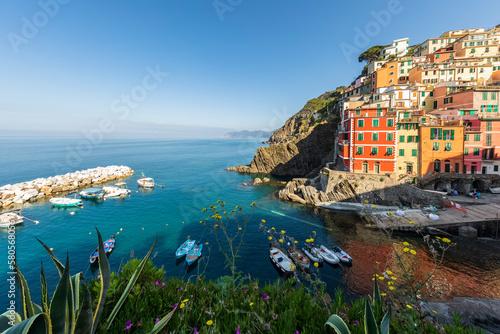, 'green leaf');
324,314,351,334
148,308,175,334
91,228,111,334
13,262,35,321
74,284,93,334
71,273,82,314
380,305,391,334
40,263,49,313
373,278,381,307
0,311,22,332
36,238,65,278
2,313,51,334
32,304,43,316
49,255,74,334
105,236,157,330
364,298,379,334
